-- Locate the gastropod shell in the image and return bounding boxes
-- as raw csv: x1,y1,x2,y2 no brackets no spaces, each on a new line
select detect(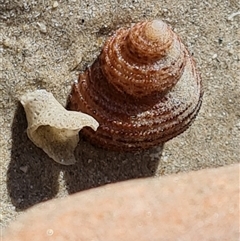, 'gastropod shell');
67,19,203,151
